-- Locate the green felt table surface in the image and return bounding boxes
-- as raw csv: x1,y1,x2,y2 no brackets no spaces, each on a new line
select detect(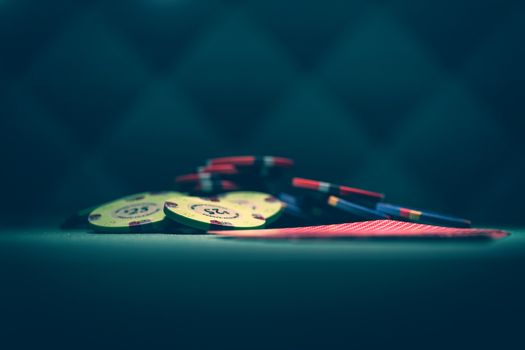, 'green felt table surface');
1,227,524,349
